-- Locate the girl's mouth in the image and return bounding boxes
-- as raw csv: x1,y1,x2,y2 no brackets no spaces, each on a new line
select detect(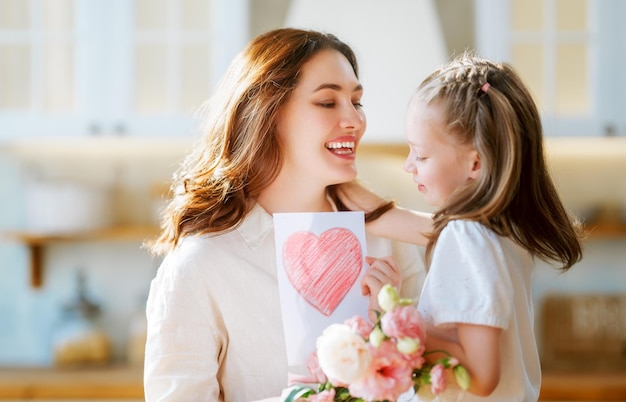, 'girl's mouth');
325,141,355,155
